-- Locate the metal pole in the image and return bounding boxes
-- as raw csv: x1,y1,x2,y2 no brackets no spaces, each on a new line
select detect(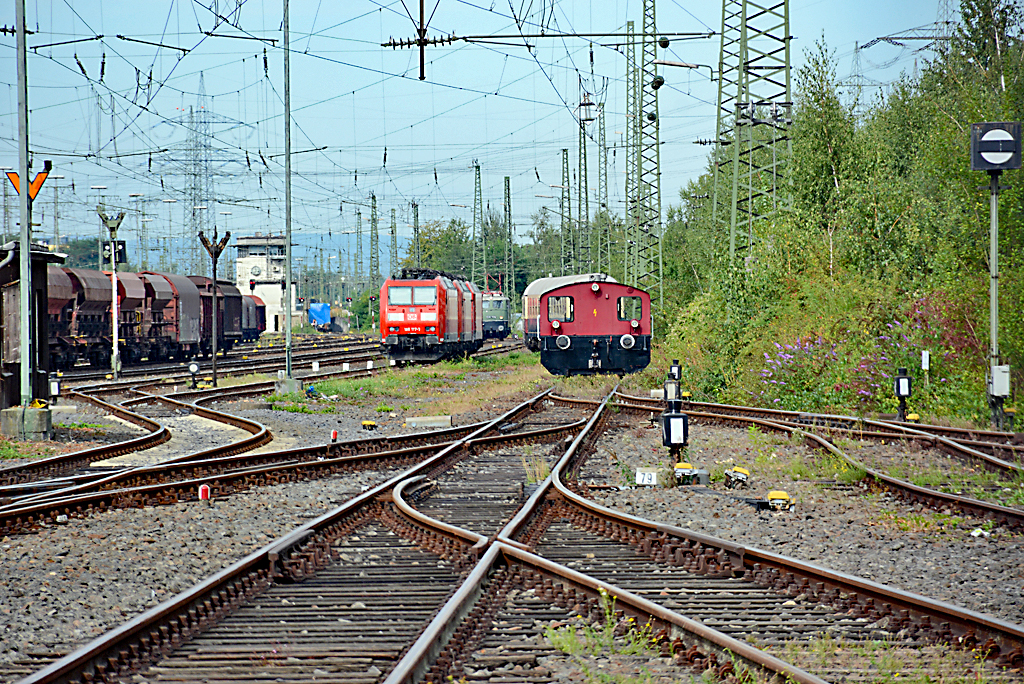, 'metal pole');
53,181,58,250
989,170,1001,425
283,0,293,379
211,234,218,387
110,224,119,379
16,0,34,405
